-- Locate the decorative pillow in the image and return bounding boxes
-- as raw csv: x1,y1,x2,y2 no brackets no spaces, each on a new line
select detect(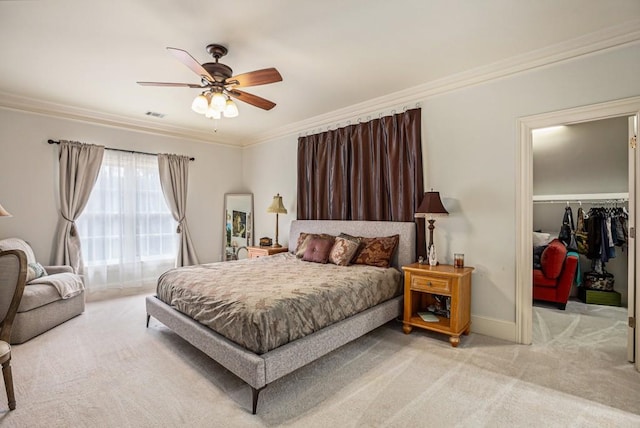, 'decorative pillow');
295,233,312,257
540,239,567,279
353,235,400,268
533,231,553,248
329,234,361,266
295,233,335,258
302,237,334,264
26,262,48,283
